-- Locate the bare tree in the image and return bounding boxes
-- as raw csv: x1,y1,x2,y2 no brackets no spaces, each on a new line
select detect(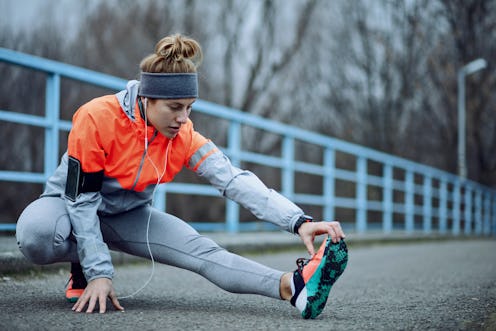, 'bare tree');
2,0,495,224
